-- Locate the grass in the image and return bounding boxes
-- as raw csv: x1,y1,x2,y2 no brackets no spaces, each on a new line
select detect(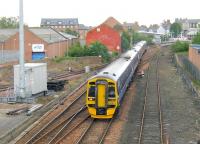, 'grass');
176,51,188,56
193,80,200,88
